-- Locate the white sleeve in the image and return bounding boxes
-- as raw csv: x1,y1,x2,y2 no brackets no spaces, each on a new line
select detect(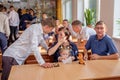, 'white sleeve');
40,38,48,50
81,28,89,40
17,14,20,26
5,17,10,37
69,25,77,37
8,12,12,19
30,32,45,65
